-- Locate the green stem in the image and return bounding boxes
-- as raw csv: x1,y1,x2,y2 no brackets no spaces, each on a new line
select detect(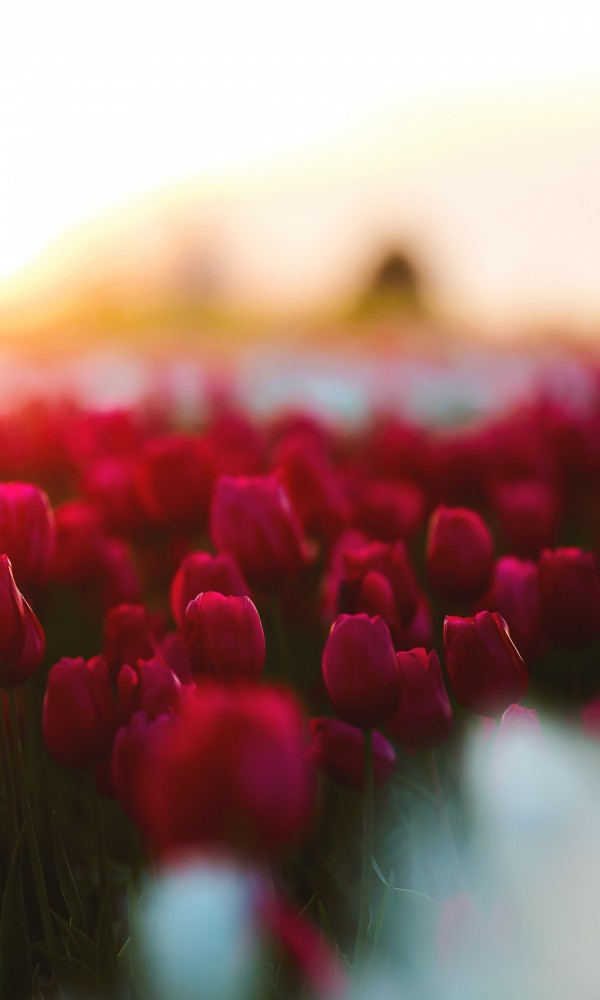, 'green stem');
425,749,465,887
354,728,374,967
7,688,54,951
90,781,108,900
0,694,18,851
